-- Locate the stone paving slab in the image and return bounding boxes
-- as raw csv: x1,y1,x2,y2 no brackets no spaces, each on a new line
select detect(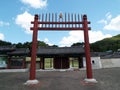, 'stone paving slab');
0,67,120,90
